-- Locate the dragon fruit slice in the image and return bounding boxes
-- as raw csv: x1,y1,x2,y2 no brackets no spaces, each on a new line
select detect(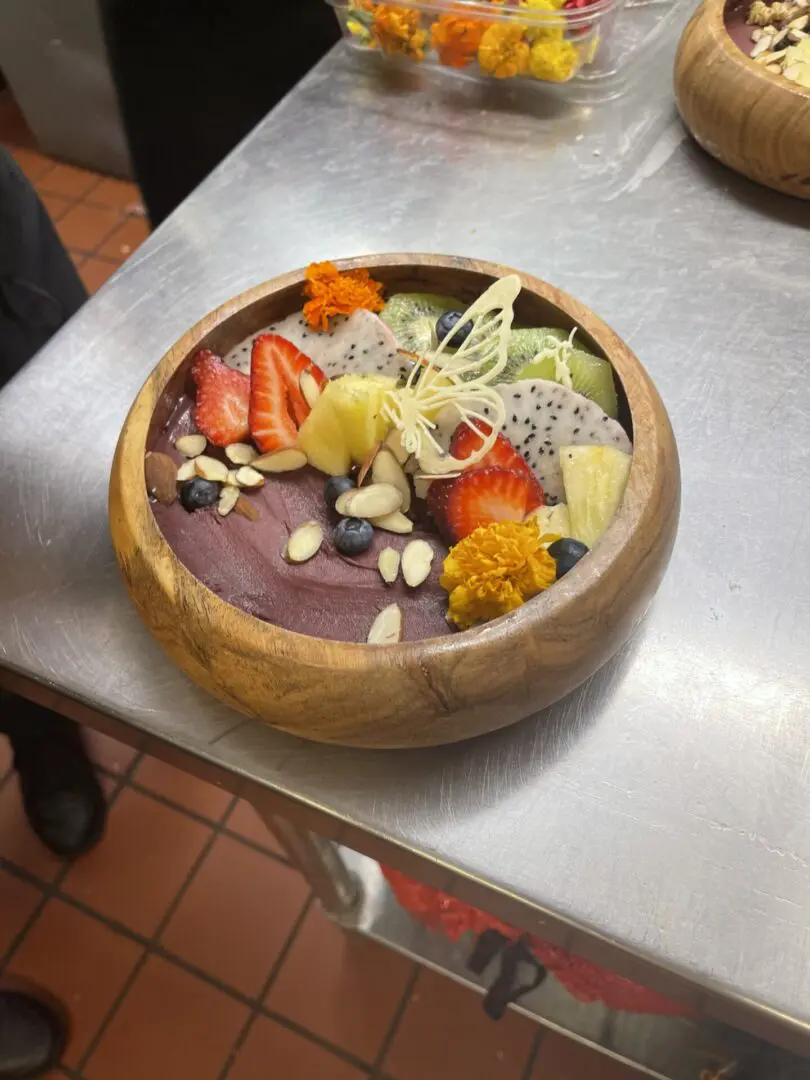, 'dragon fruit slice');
431,379,631,504
223,309,407,381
